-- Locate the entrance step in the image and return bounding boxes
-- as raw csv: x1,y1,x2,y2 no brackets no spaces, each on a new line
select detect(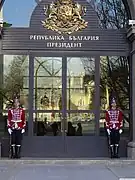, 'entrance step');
0,158,135,165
